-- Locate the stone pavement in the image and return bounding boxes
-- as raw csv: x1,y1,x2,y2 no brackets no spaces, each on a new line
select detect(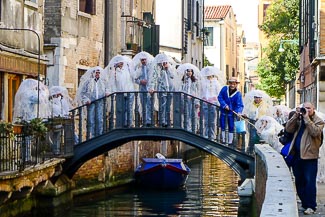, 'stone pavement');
298,183,325,216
